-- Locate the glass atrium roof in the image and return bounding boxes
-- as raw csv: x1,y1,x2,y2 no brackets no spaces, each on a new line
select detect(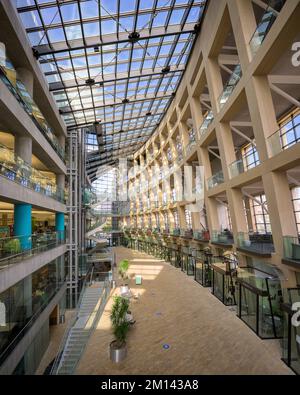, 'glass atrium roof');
15,0,207,179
